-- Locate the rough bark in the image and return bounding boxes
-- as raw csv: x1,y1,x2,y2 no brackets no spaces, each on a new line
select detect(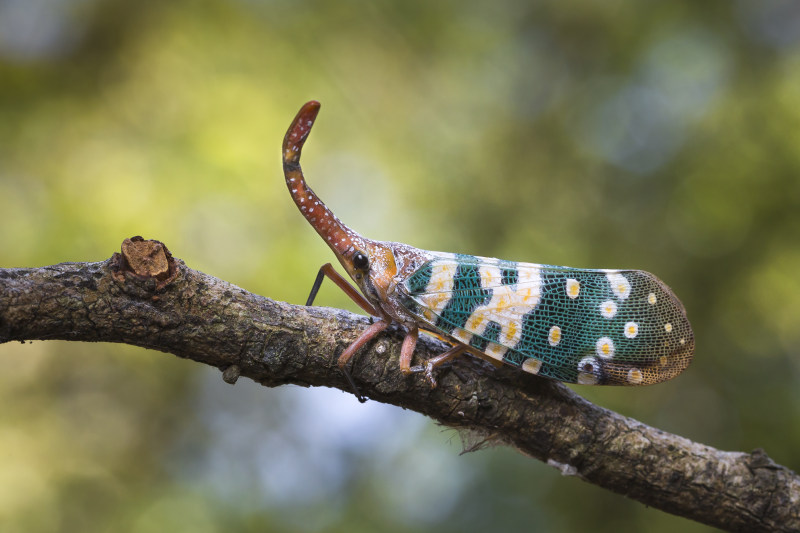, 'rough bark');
0,237,797,532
